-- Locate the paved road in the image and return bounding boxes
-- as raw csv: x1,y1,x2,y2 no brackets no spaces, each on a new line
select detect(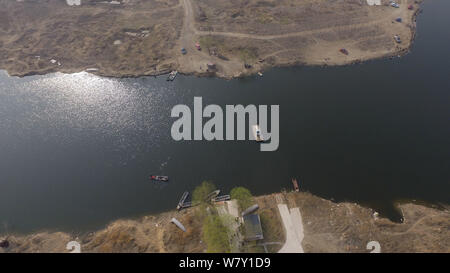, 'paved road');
277,204,304,253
